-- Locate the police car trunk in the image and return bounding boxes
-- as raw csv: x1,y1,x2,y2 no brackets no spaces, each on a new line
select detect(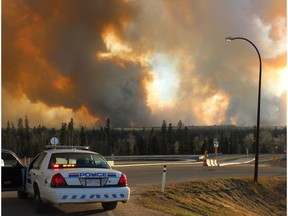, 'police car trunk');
43,150,129,204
